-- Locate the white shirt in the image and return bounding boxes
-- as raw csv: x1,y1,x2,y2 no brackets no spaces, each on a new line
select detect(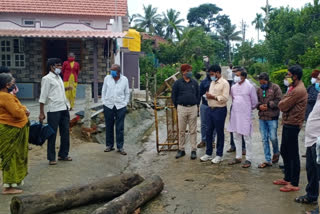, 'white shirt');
227,68,233,80
39,72,70,112
101,75,130,109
